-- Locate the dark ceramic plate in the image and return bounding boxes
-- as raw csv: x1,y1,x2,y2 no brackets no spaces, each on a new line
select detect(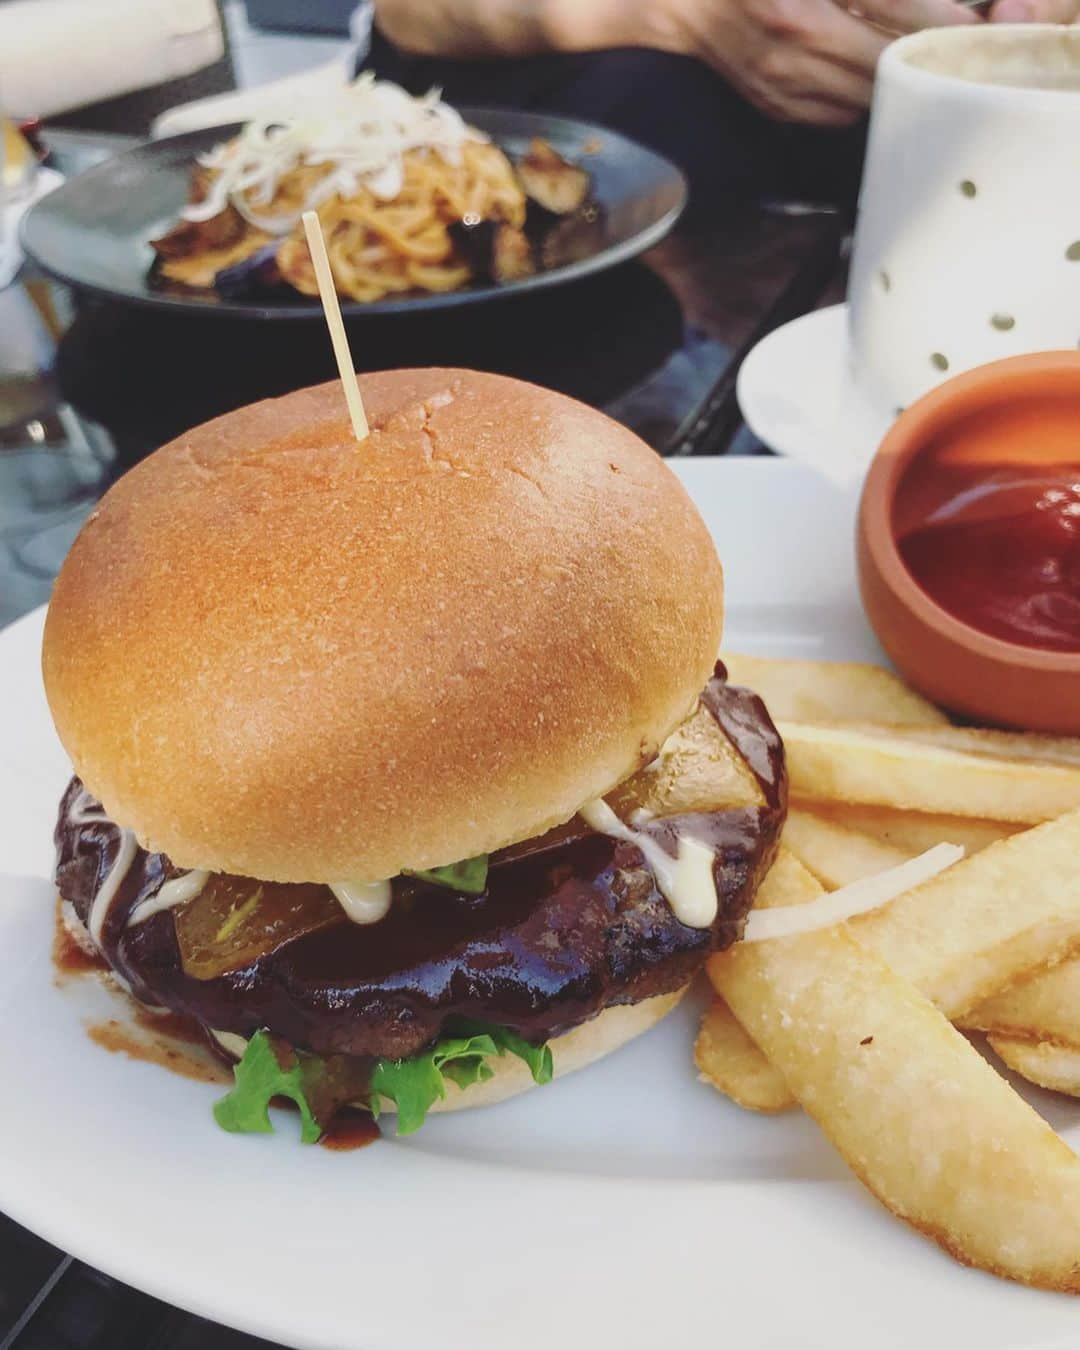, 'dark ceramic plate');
22,109,687,320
